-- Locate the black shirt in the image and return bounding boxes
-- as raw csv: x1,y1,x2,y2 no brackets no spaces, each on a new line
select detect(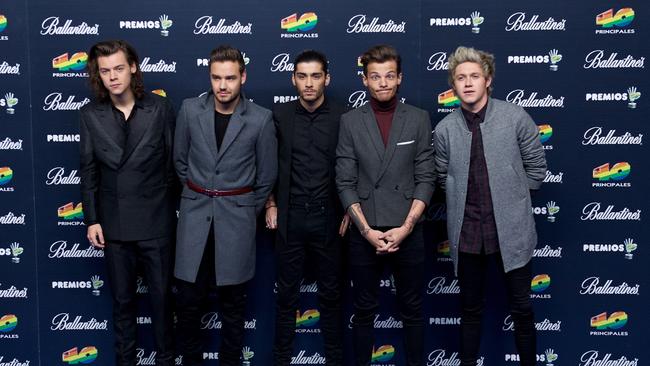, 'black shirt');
111,100,142,150
214,110,232,151
289,100,331,204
